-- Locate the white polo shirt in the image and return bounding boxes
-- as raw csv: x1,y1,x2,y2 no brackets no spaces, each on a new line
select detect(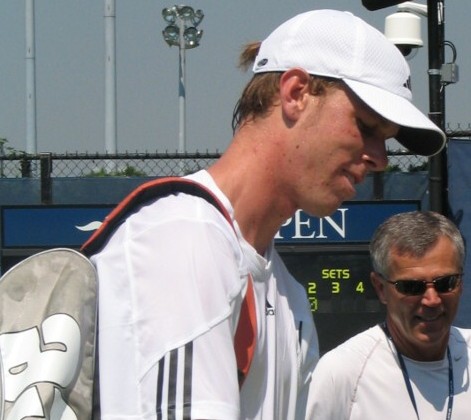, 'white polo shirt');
307,324,471,419
92,170,319,419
